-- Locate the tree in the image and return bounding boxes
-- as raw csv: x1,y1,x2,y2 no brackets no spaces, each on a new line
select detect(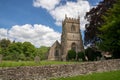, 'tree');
7,42,23,60
84,0,117,45
34,46,49,60
98,0,120,58
8,42,23,54
0,39,11,48
0,47,2,54
22,42,36,60
0,39,11,56
67,50,76,61
0,38,50,61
